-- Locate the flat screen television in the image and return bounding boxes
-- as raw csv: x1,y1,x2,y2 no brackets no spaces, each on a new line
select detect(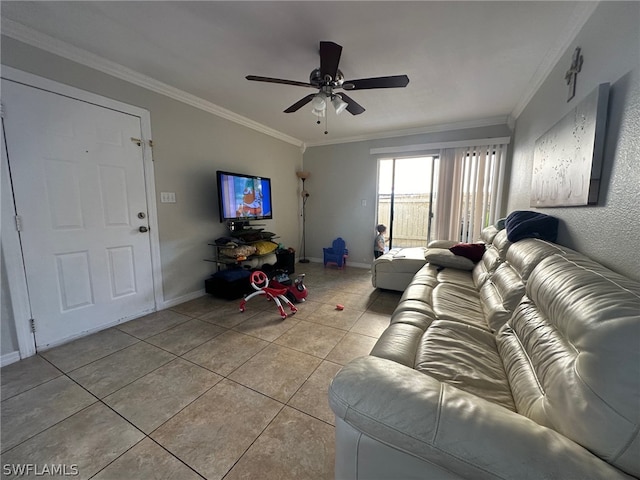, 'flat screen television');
216,170,273,223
